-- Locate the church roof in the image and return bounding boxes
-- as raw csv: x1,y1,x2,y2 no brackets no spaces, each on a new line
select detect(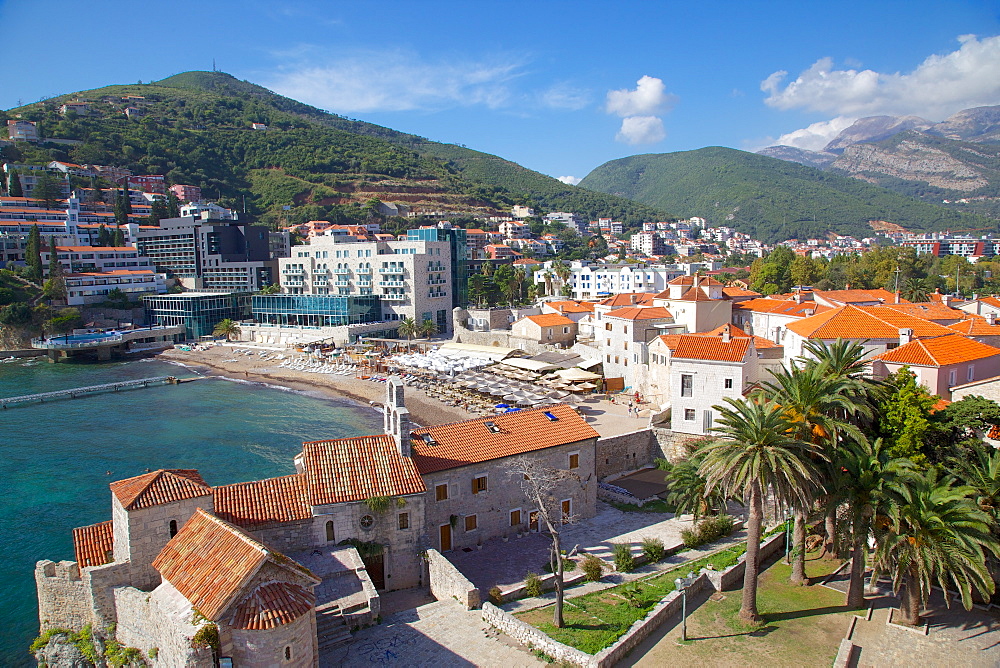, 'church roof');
214,474,312,530
410,403,599,474
301,435,426,506
152,509,317,621
230,581,315,631
110,469,211,511
73,520,113,568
